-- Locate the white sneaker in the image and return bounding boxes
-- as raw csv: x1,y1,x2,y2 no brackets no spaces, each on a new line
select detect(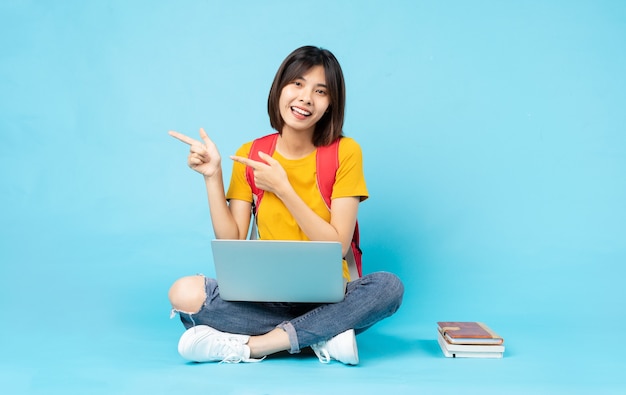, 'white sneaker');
311,329,359,365
177,325,262,363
